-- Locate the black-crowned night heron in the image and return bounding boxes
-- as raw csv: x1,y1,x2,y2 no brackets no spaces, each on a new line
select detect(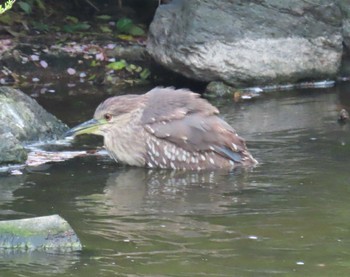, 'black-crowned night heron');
66,87,257,170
